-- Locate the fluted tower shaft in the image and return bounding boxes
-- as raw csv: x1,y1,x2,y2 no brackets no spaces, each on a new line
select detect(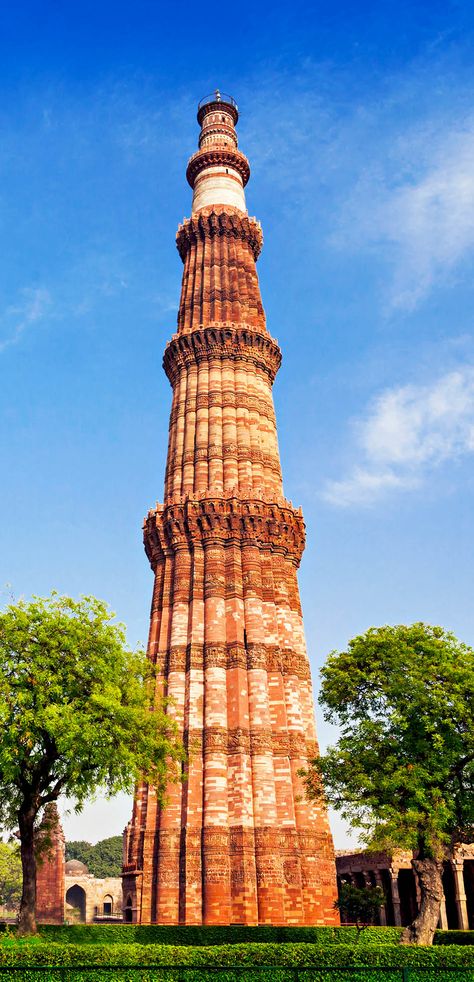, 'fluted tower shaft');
123,92,338,926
